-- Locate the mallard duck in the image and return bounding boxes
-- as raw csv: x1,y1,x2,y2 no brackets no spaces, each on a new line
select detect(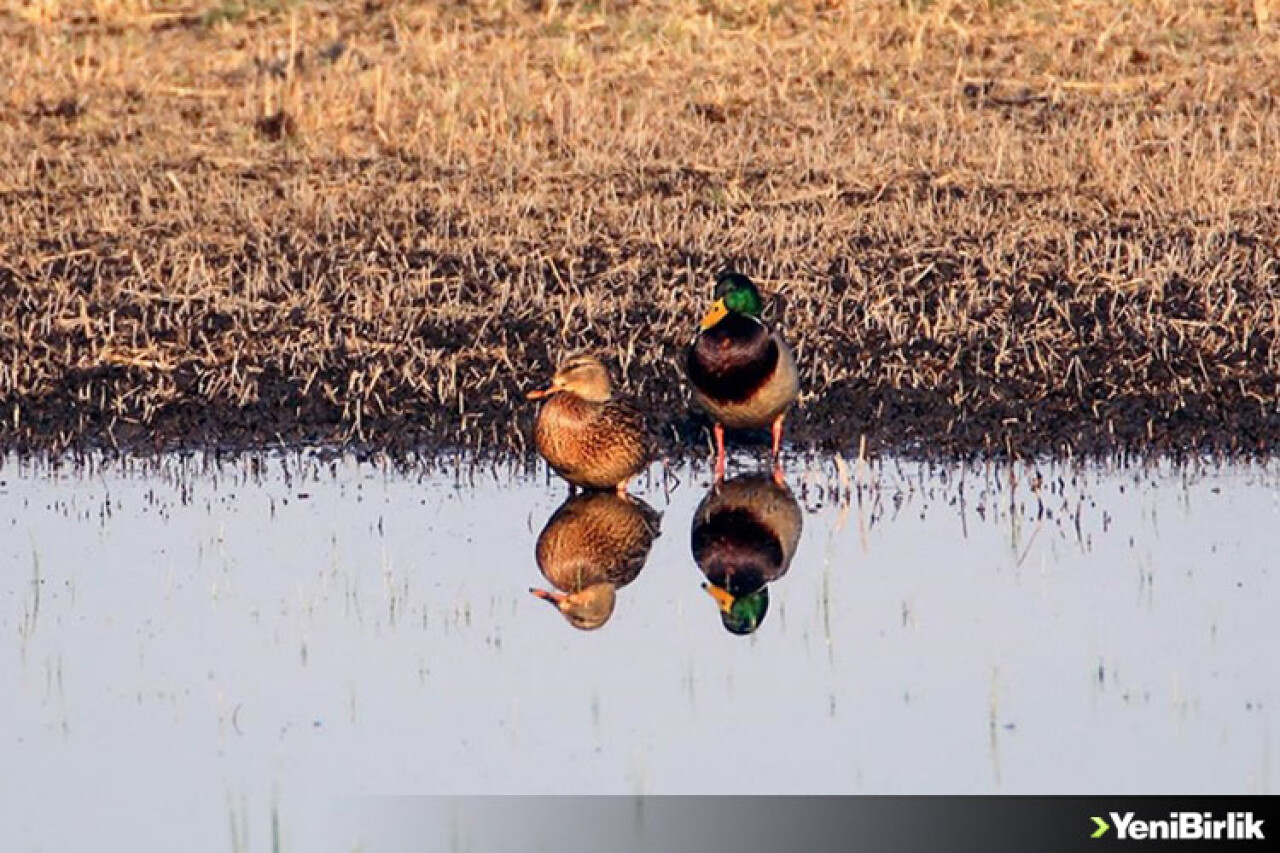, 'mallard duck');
527,354,652,493
690,472,803,635
530,491,661,630
686,271,799,481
